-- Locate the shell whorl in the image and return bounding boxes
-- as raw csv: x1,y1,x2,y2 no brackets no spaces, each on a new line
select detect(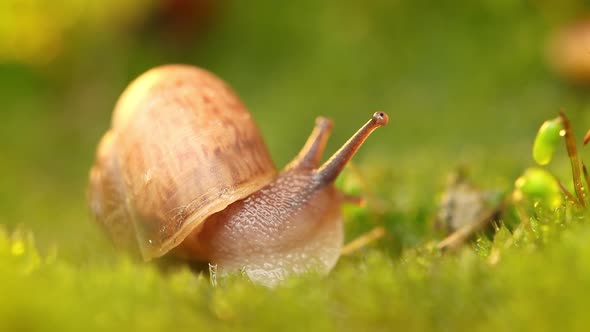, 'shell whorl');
88,65,277,259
